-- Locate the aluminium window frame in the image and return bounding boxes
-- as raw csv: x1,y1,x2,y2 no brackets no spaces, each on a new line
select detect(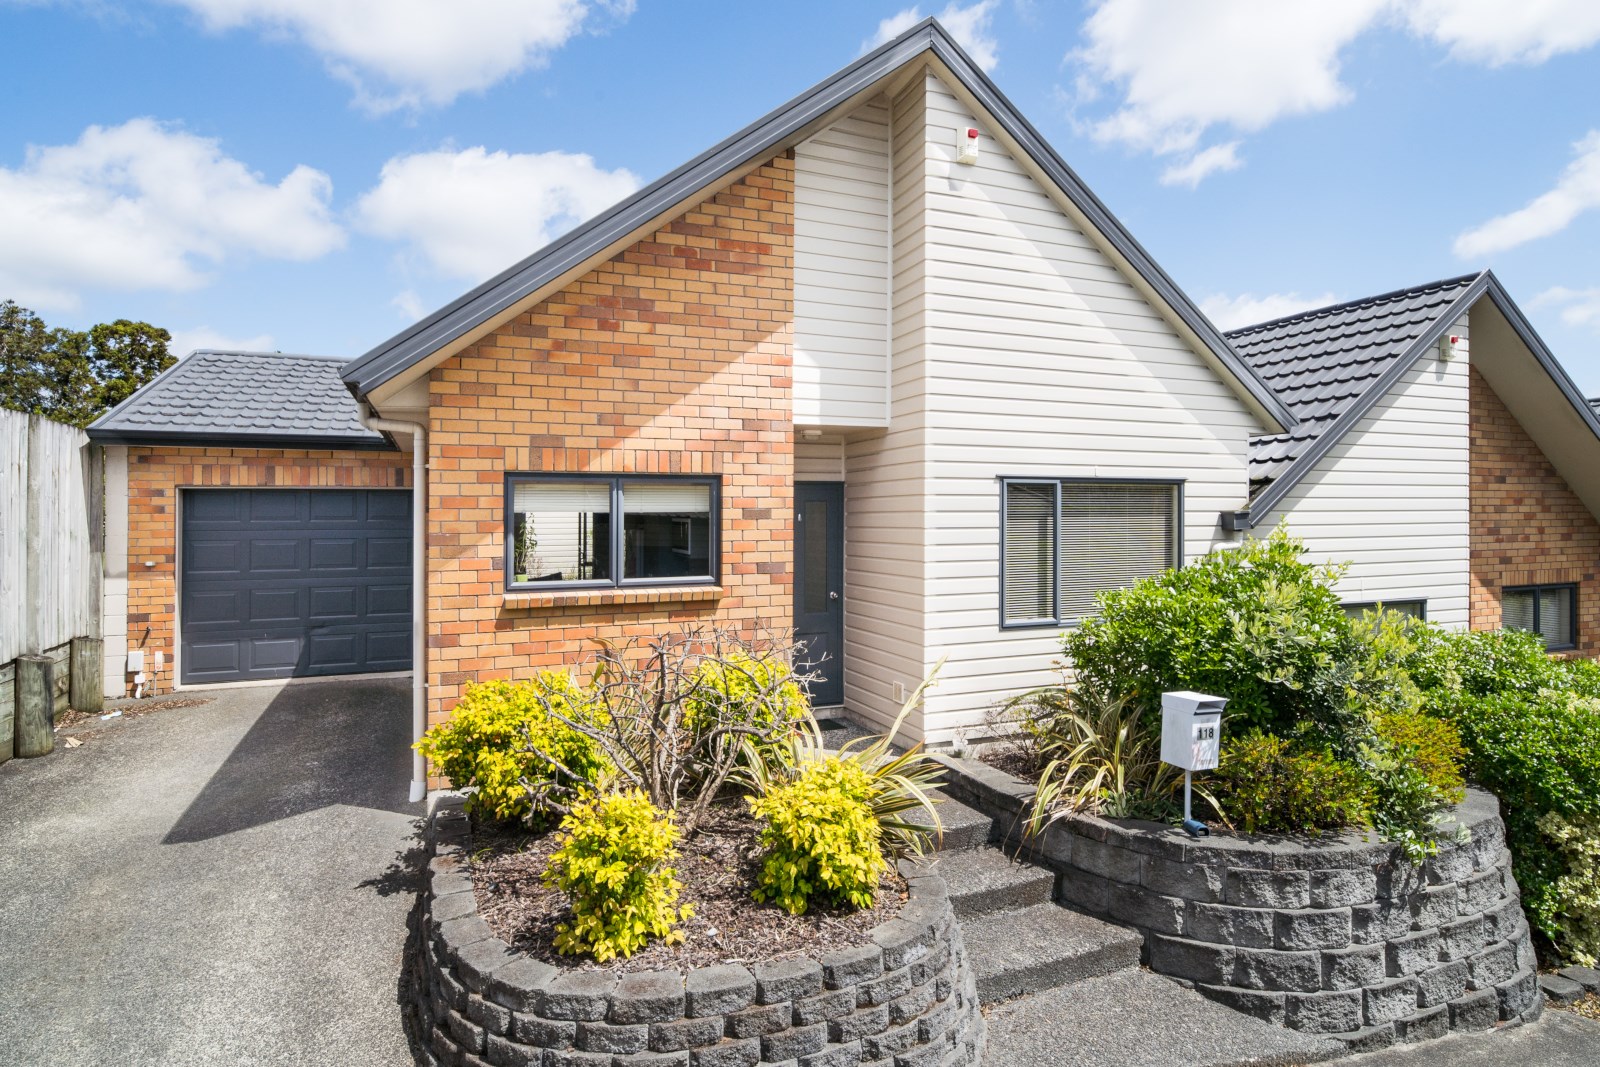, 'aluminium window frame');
503,471,722,592
997,475,1185,631
1502,582,1578,652
1341,599,1429,621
